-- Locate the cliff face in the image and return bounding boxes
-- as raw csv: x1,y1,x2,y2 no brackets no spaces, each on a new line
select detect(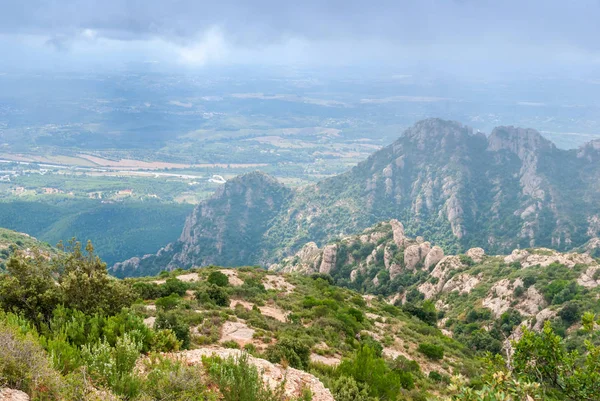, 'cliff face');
112,172,292,277
113,119,600,277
